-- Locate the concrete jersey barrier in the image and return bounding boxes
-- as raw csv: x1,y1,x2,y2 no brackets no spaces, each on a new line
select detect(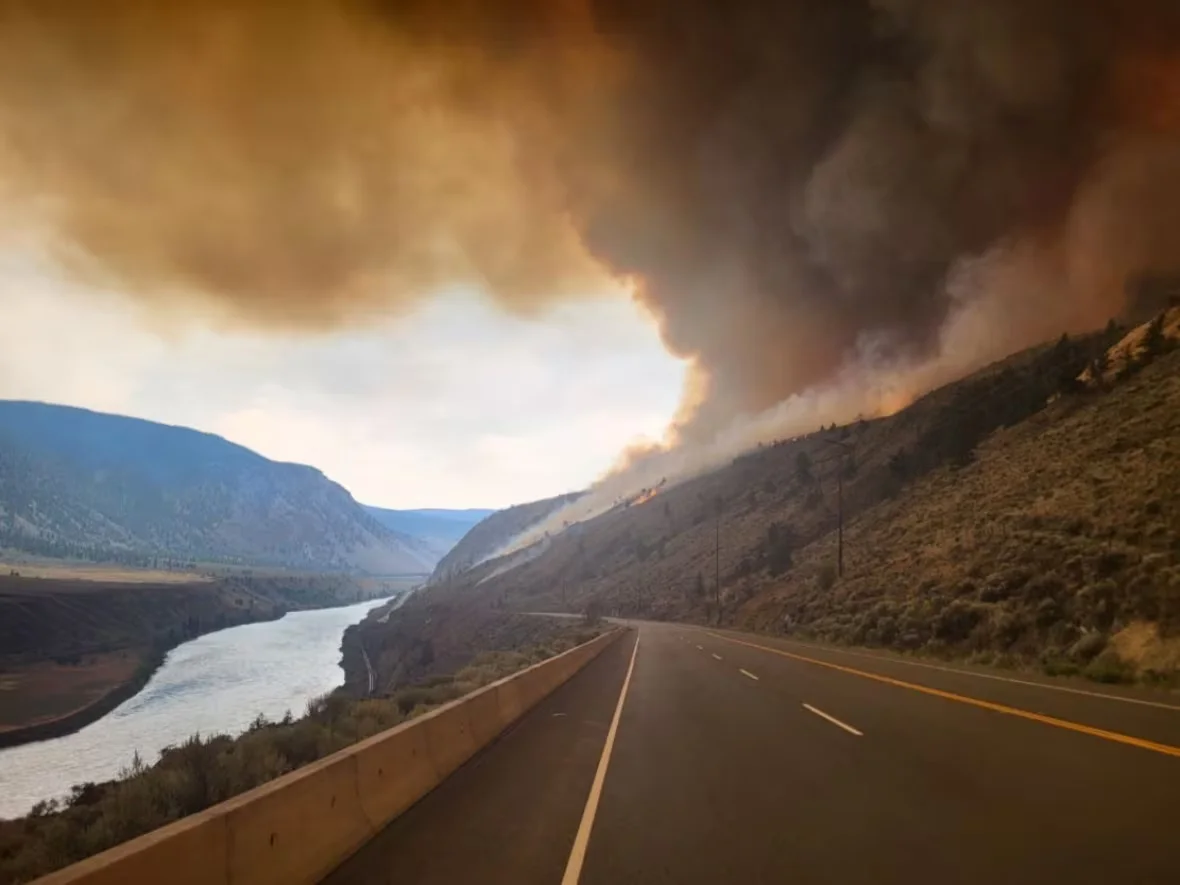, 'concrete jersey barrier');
32,627,625,885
